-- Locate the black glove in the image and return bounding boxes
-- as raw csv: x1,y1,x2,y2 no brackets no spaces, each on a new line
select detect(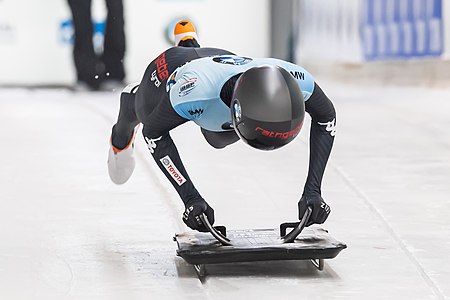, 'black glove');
182,198,215,232
298,195,331,226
